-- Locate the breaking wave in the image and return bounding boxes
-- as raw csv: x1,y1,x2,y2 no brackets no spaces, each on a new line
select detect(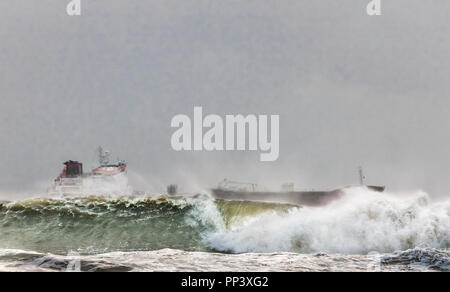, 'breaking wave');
0,194,292,255
0,188,449,257
206,188,450,254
